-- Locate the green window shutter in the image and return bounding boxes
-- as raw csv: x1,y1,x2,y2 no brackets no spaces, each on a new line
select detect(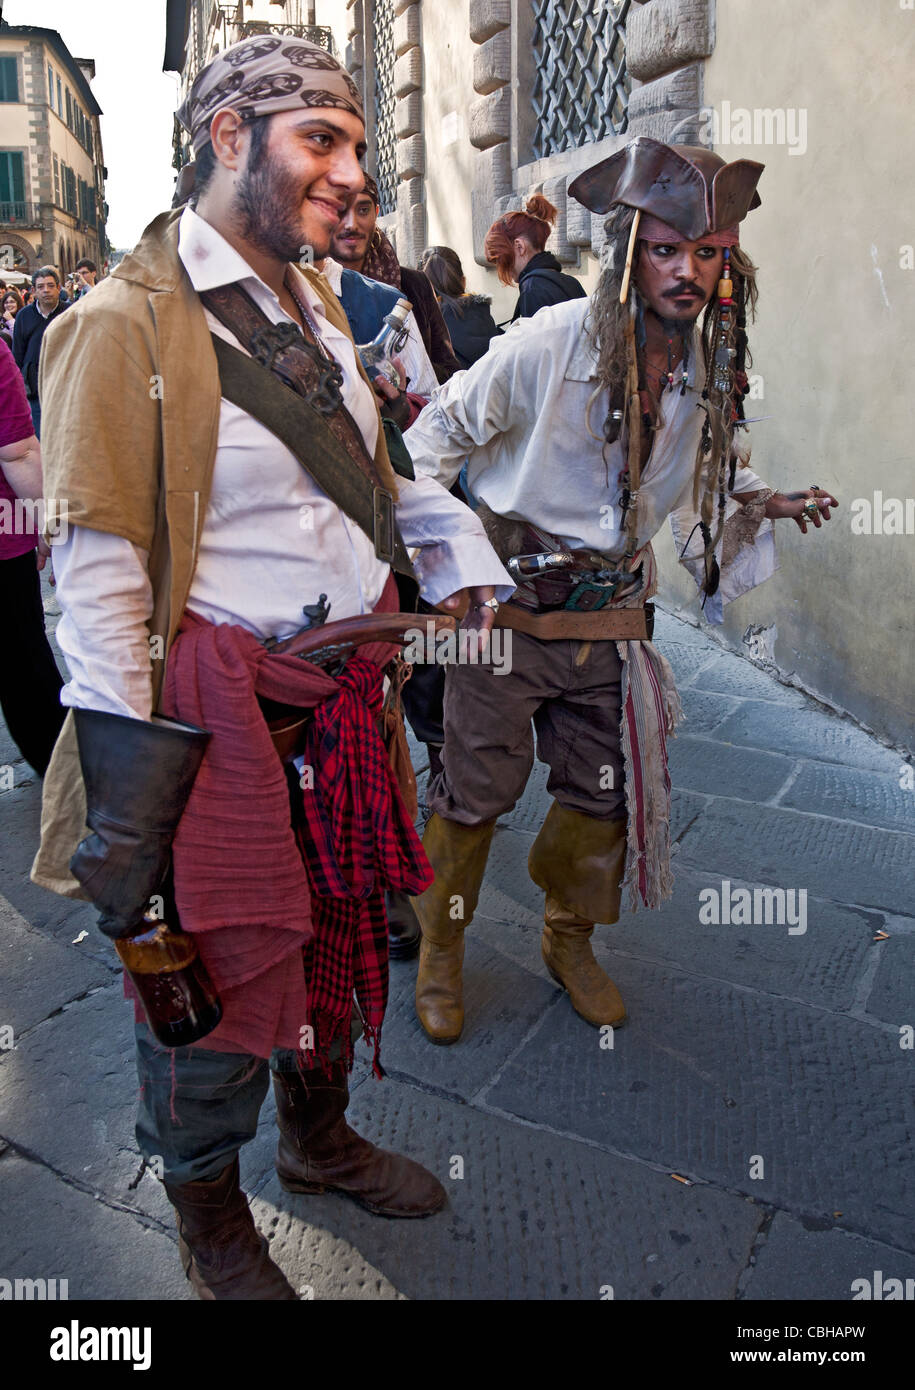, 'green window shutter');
0,55,19,102
0,152,25,206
